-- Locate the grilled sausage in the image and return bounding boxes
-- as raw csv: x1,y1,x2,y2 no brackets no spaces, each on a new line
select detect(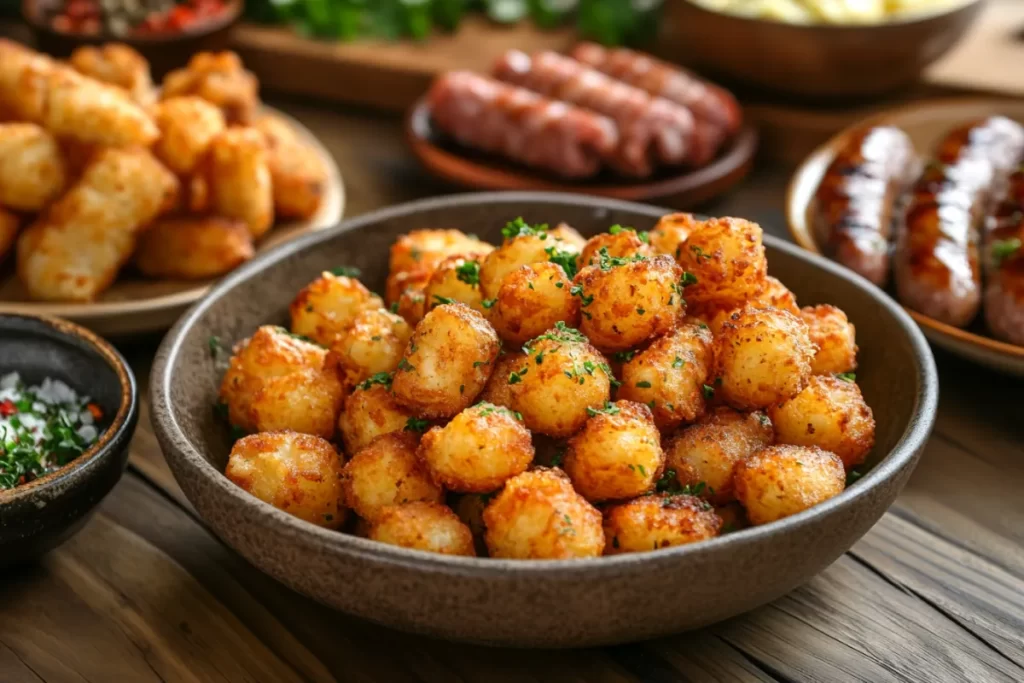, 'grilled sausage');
570,42,740,154
493,50,703,173
811,125,917,287
895,117,1024,327
427,71,618,179
983,168,1024,345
